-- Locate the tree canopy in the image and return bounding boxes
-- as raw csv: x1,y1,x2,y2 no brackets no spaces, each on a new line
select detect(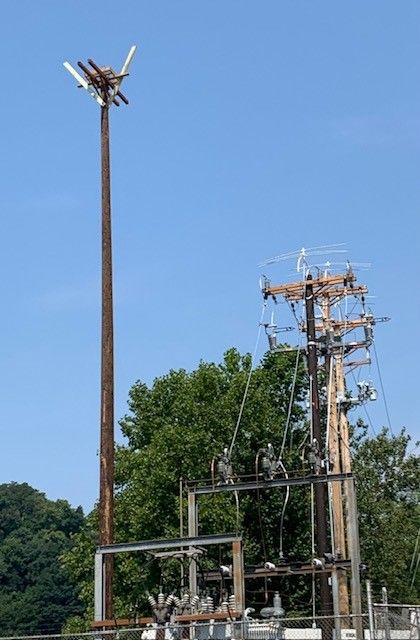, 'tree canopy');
63,348,420,628
0,483,84,636
353,427,419,602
